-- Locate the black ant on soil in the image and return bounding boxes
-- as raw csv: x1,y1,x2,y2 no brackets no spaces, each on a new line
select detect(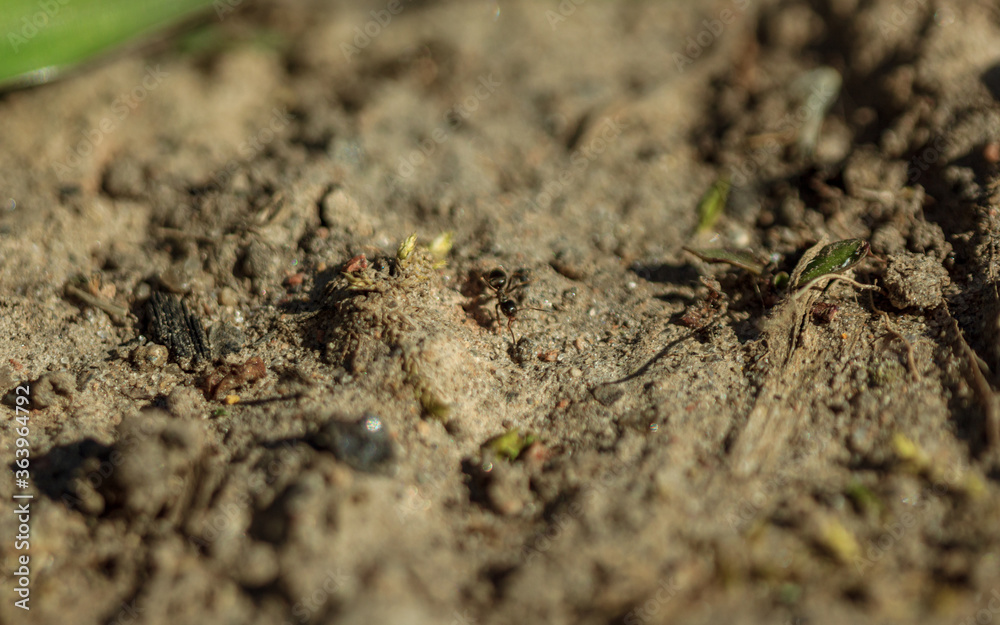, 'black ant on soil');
480,267,551,344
